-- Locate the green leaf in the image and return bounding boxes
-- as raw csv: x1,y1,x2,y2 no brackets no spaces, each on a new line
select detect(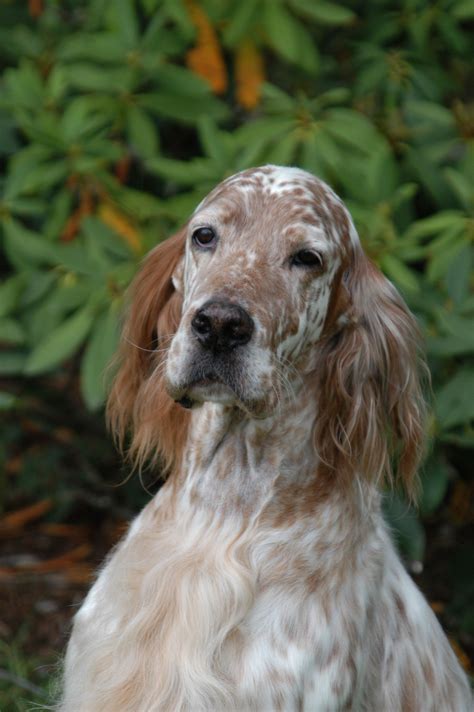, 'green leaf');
139,91,229,123
21,281,92,346
2,219,58,269
13,161,68,196
0,391,17,410
445,244,472,304
444,168,473,212
324,108,385,154
236,116,295,146
0,275,25,317
44,190,74,241
0,351,27,376
440,431,474,449
64,63,134,93
80,305,120,410
263,132,299,165
24,307,95,375
0,318,26,345
114,0,140,48
155,65,212,96
427,335,474,357
452,0,474,20
222,0,259,45
146,156,216,186
197,117,227,164
436,369,474,430
380,254,420,292
428,238,467,283
289,0,355,25
20,271,57,308
82,216,134,259
58,33,126,62
383,493,425,561
112,185,165,220
263,0,319,72
406,100,456,133
60,97,109,143
419,457,450,515
406,211,465,240
127,105,159,158
52,241,110,278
